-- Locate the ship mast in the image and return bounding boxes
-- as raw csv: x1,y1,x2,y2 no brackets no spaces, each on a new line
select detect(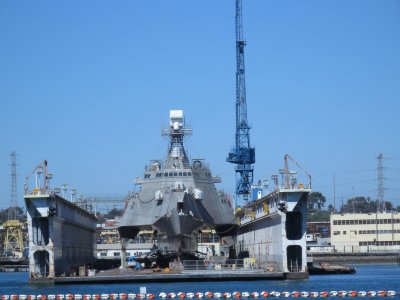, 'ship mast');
161,110,192,160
